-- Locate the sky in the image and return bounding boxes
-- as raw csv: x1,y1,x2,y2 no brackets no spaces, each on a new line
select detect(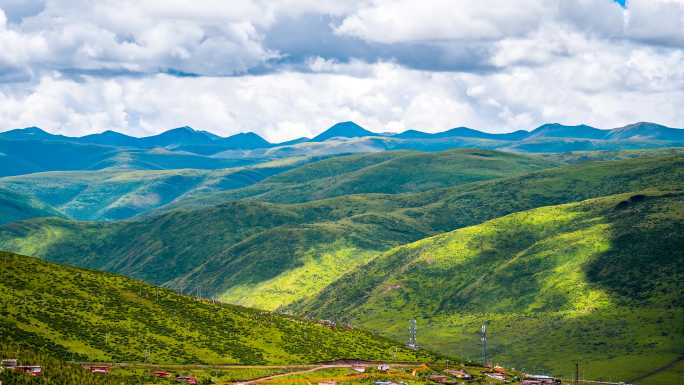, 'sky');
0,0,683,141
